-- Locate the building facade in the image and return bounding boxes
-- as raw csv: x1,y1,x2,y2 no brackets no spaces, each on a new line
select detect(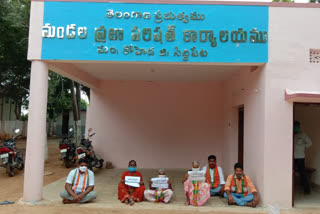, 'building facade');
25,0,320,208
